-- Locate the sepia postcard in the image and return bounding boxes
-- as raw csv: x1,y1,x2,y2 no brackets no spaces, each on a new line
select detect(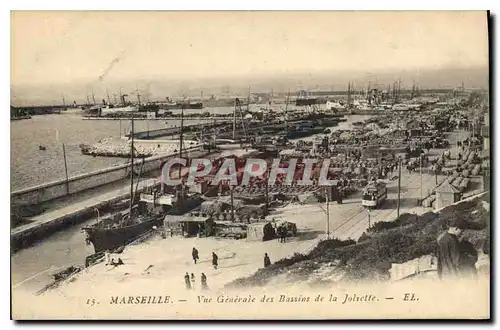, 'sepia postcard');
10,10,491,320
